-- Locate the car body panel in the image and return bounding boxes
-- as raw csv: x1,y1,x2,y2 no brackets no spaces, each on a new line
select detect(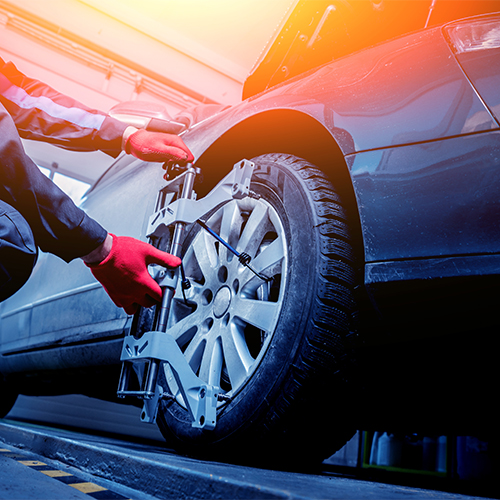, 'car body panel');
242,0,500,99
349,131,500,262
183,27,497,163
263,28,496,153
